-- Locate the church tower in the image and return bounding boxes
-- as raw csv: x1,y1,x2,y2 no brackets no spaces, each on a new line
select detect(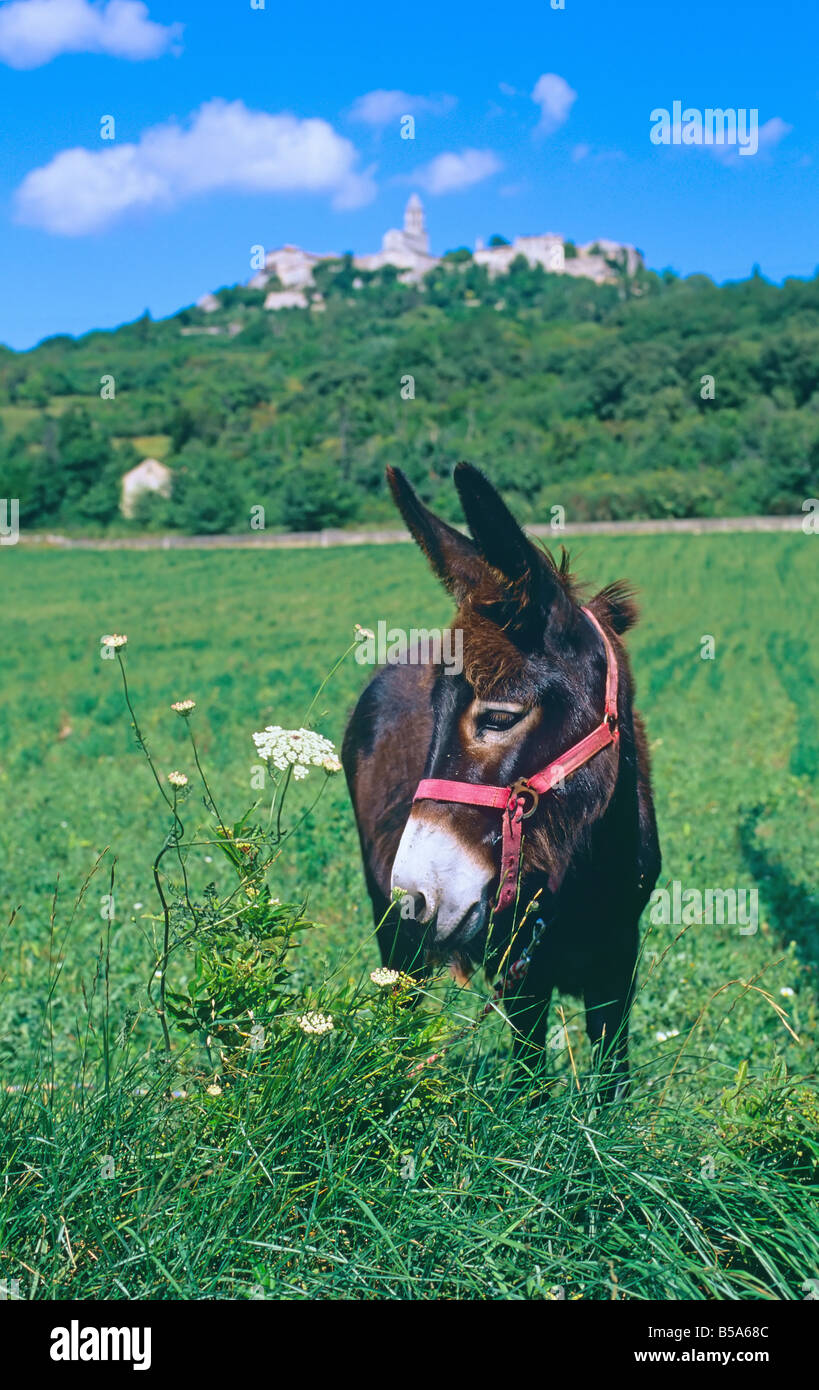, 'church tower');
403,193,429,256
